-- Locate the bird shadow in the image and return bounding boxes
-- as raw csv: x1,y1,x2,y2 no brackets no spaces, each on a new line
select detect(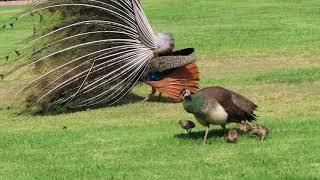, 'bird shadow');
174,129,226,140
23,92,178,115
144,95,178,104
106,92,177,106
